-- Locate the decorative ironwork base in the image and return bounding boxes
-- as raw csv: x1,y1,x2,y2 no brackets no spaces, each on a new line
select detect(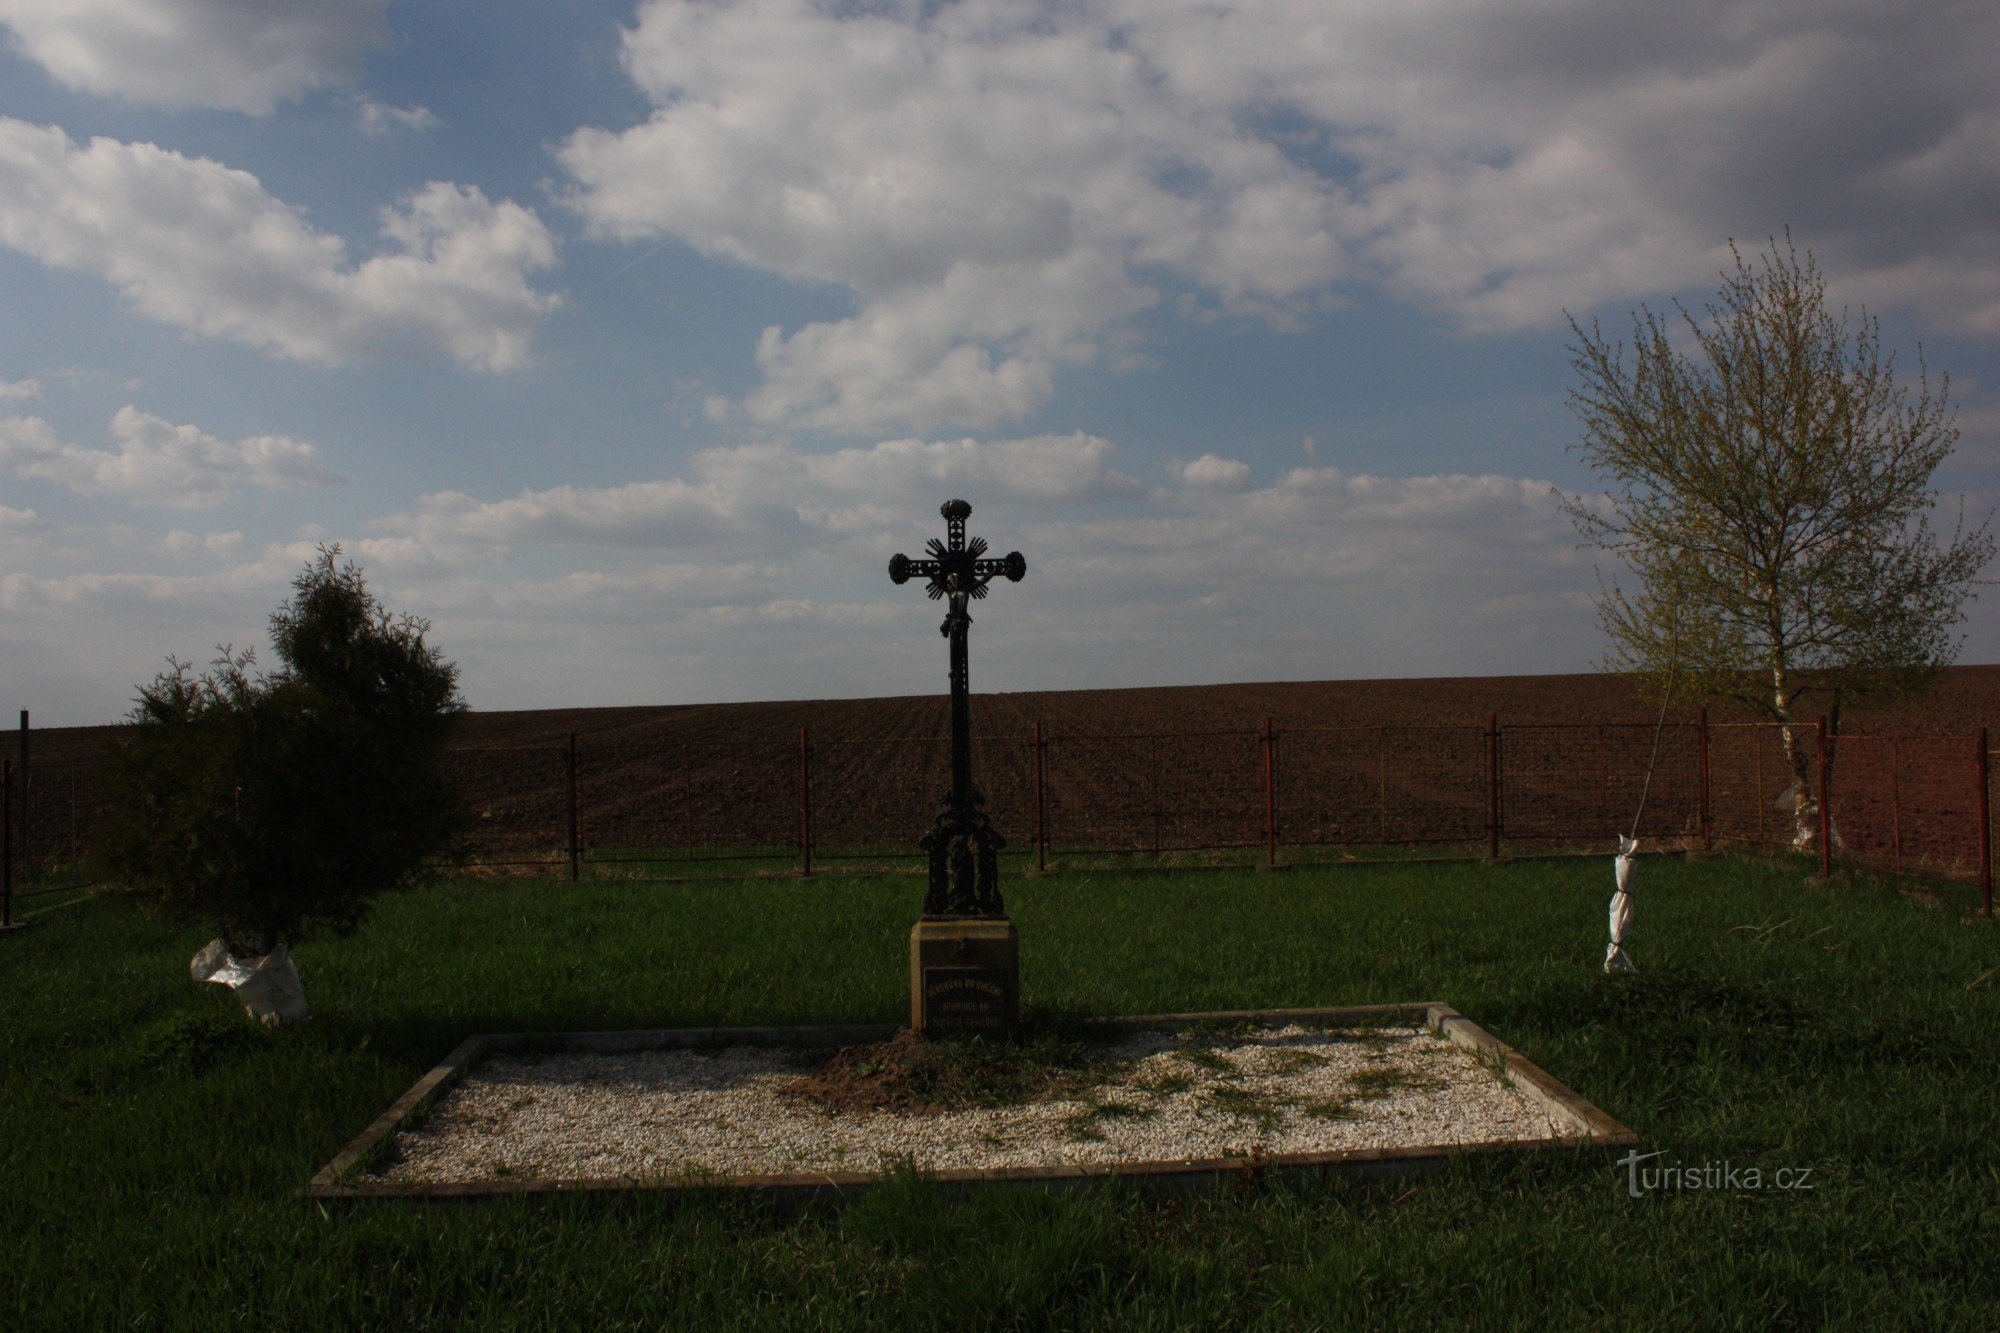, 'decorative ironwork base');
919,790,1007,918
